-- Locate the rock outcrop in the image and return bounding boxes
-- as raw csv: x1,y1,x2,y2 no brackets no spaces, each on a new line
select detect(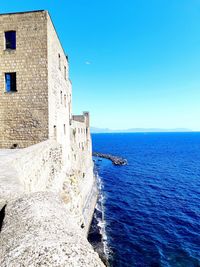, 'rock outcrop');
93,152,127,165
